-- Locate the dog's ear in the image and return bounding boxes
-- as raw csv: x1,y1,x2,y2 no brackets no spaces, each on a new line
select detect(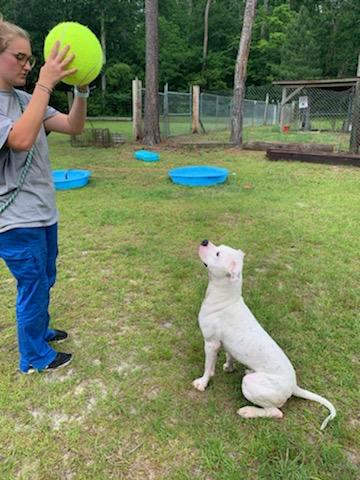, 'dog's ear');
229,250,244,282
229,260,241,281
